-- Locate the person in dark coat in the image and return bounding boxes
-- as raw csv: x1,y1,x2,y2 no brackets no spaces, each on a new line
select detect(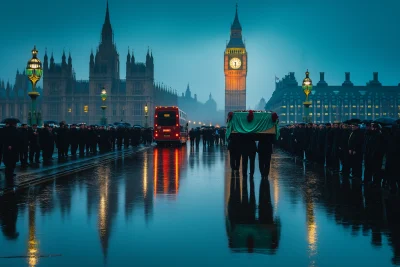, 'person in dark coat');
78,124,87,156
189,129,195,147
2,122,20,179
316,125,327,165
123,128,130,148
0,126,3,166
56,123,68,159
338,123,351,175
241,135,257,177
40,124,54,163
88,126,98,154
258,134,274,178
364,123,385,186
195,128,201,147
109,127,116,149
326,123,340,171
28,124,41,164
385,123,400,192
18,124,29,167
116,127,124,149
69,124,79,156
348,123,364,179
309,124,318,163
220,129,226,146
228,134,241,172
